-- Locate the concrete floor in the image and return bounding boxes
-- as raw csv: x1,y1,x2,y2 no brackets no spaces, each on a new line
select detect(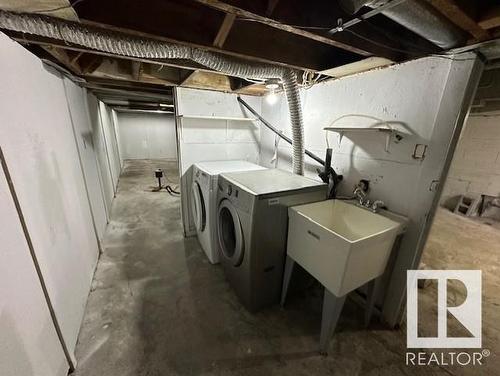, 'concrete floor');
72,160,498,376
419,208,500,375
